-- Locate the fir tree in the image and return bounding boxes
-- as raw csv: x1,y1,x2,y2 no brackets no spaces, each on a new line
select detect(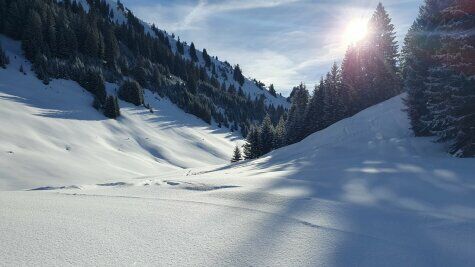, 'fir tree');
259,114,275,155
202,48,211,67
243,127,261,159
118,80,144,106
189,42,198,62
268,84,277,97
0,43,9,68
176,38,184,55
285,83,309,144
304,80,325,136
274,116,286,149
233,64,245,86
22,10,43,60
103,95,121,119
365,3,402,103
231,145,242,162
